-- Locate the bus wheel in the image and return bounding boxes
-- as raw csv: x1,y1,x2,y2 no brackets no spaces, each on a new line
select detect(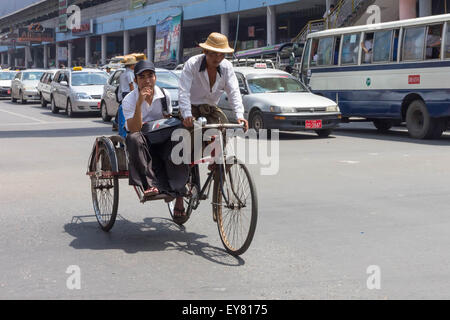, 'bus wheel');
373,119,393,132
406,100,438,139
